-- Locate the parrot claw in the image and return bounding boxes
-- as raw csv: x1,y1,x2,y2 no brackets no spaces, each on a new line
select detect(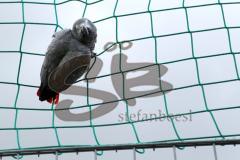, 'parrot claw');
91,52,96,58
